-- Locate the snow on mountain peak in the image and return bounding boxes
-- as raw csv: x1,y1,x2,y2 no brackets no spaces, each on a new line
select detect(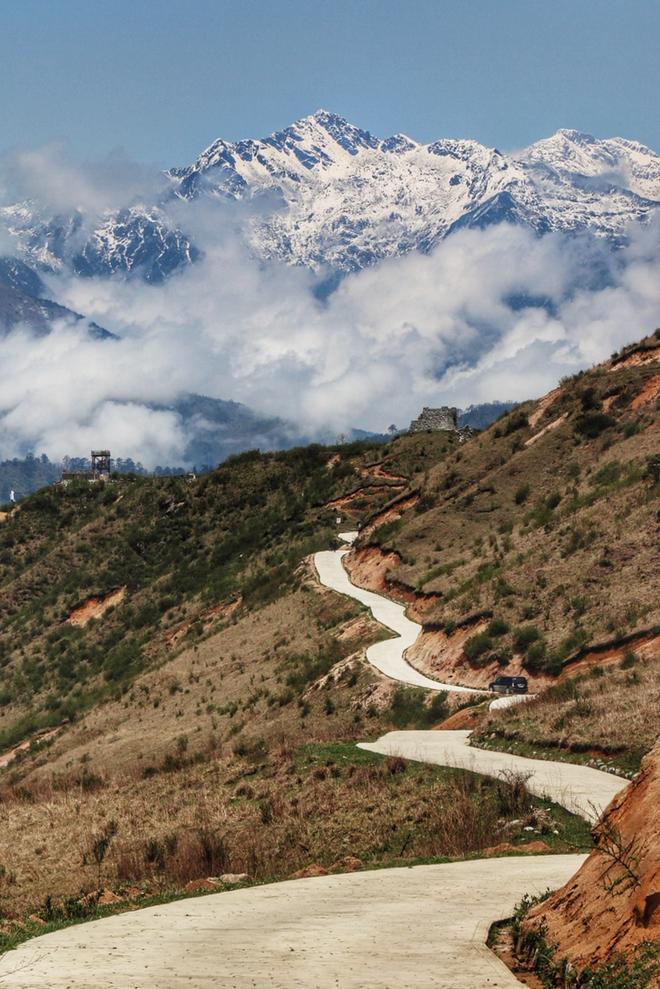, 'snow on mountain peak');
554,128,597,143
2,112,659,278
